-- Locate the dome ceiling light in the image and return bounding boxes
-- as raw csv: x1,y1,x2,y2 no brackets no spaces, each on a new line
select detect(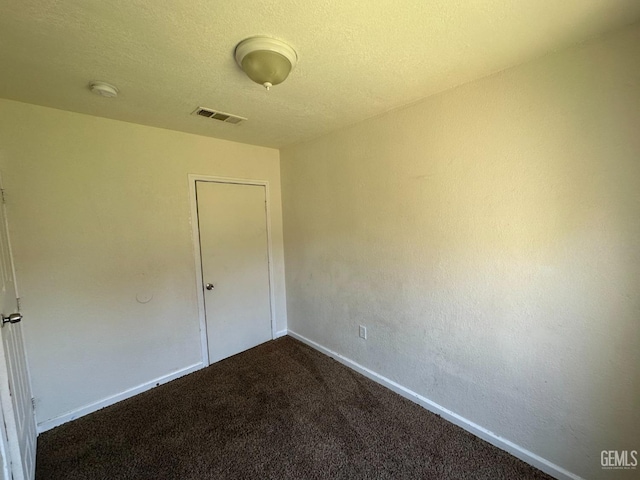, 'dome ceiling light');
234,36,297,91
